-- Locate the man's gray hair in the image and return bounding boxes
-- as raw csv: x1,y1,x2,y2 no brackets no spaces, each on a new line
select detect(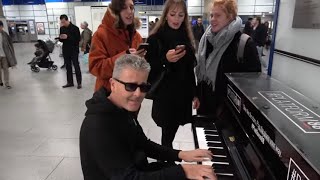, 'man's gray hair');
112,54,151,78
82,21,88,27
